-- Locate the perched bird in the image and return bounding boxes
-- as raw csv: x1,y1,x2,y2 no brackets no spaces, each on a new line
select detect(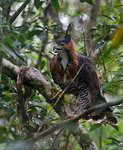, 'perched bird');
50,25,117,124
